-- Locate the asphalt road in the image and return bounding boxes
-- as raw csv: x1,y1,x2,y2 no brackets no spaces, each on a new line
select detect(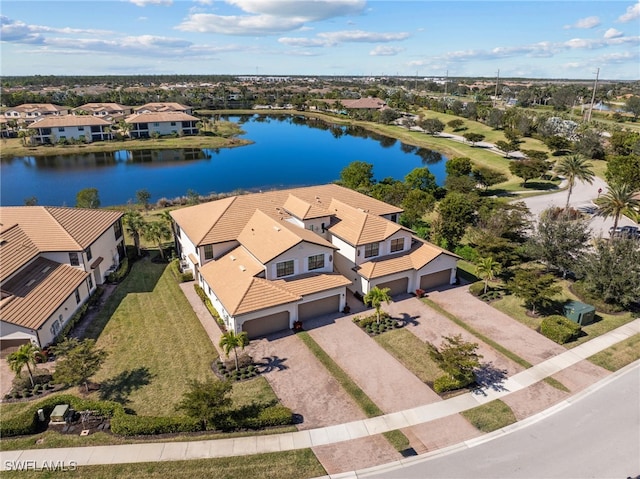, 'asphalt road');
516,176,637,238
362,362,640,479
